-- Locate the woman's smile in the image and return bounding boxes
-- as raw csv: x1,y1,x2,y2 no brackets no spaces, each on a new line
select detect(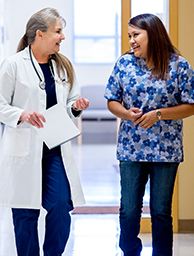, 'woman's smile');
128,25,148,60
